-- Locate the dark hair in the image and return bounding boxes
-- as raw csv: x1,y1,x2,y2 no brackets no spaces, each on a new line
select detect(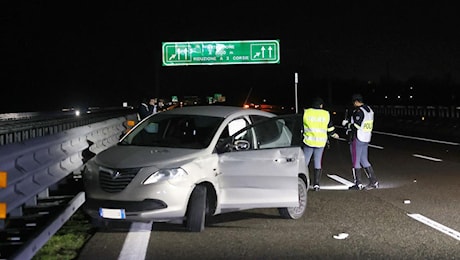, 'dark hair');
351,93,364,102
311,97,324,109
